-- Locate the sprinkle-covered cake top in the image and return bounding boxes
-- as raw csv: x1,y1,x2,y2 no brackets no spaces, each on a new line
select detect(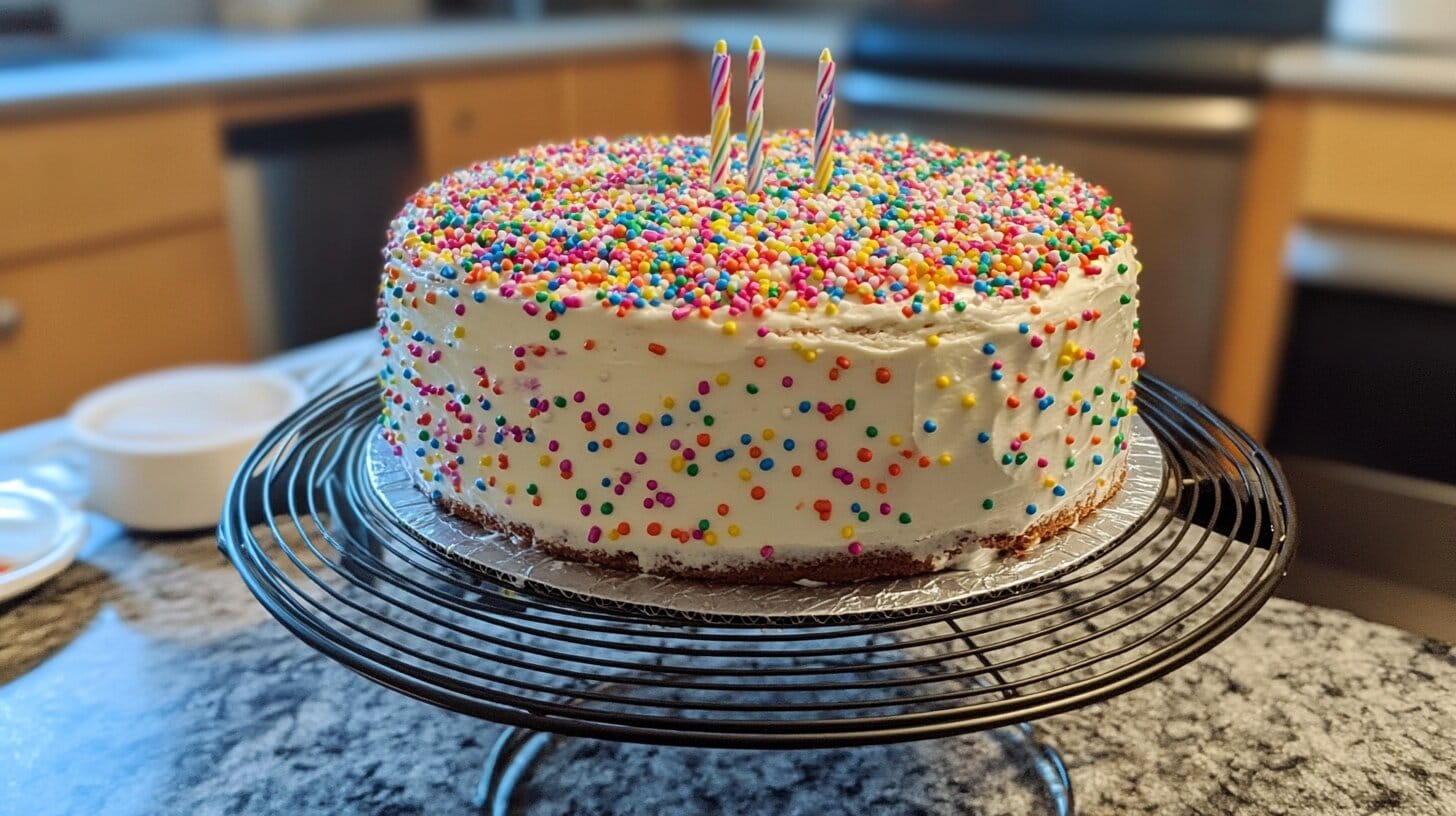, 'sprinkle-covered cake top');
385,131,1132,321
